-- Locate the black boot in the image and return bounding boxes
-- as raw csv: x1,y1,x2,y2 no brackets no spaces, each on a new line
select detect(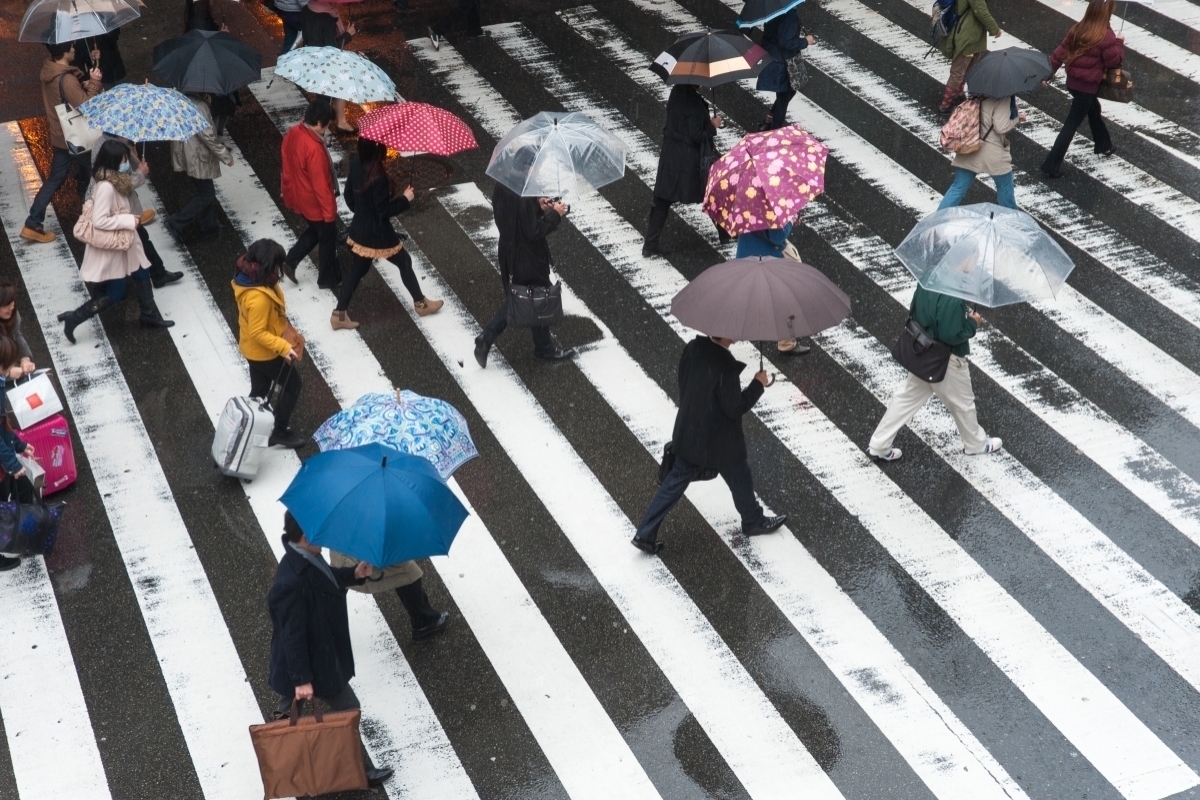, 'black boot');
396,579,450,640
57,295,114,344
149,263,184,288
135,279,175,330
